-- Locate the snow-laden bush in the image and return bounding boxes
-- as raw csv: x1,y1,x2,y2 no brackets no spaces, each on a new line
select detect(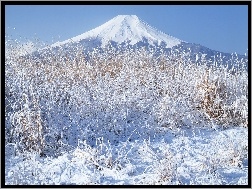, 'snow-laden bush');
195,66,248,127
9,92,44,155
